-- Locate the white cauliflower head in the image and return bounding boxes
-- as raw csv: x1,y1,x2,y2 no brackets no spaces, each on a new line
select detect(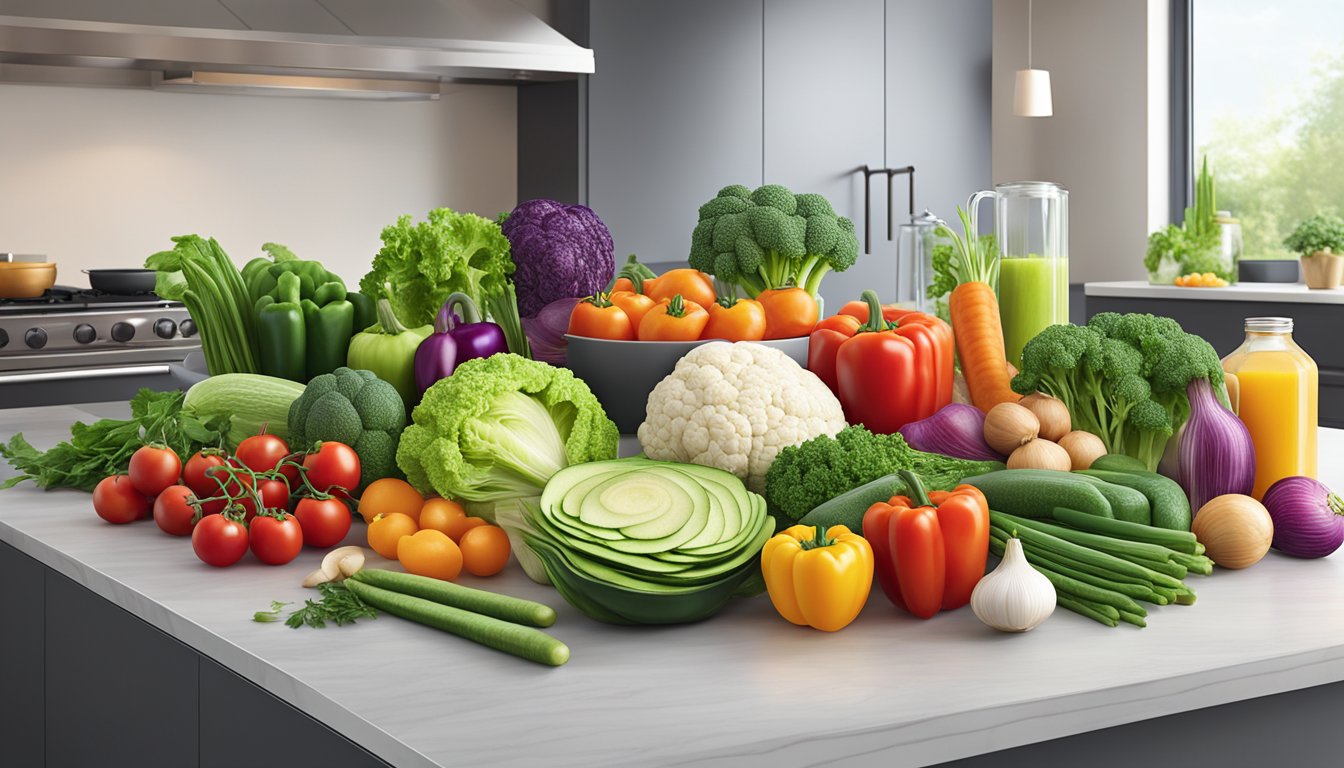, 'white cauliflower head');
637,341,847,493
